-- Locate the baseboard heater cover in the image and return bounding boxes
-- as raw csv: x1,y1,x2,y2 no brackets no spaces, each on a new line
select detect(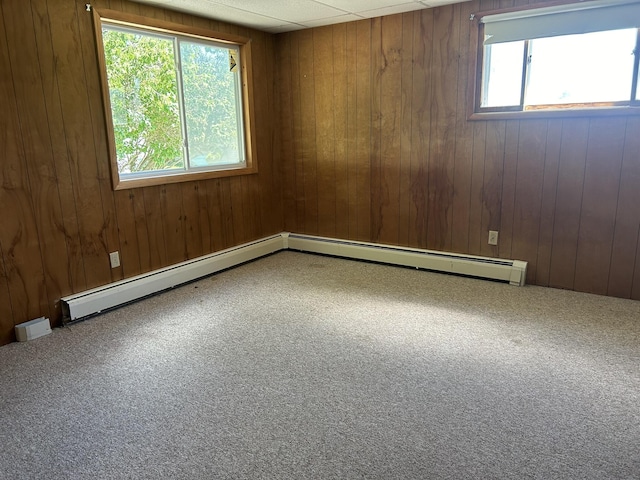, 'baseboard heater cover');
60,234,284,322
61,232,526,323
286,233,527,287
